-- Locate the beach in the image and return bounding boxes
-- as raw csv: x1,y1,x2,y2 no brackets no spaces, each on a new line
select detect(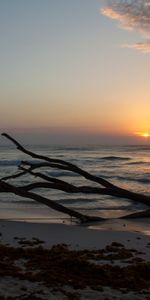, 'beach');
0,219,150,300
0,144,150,299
